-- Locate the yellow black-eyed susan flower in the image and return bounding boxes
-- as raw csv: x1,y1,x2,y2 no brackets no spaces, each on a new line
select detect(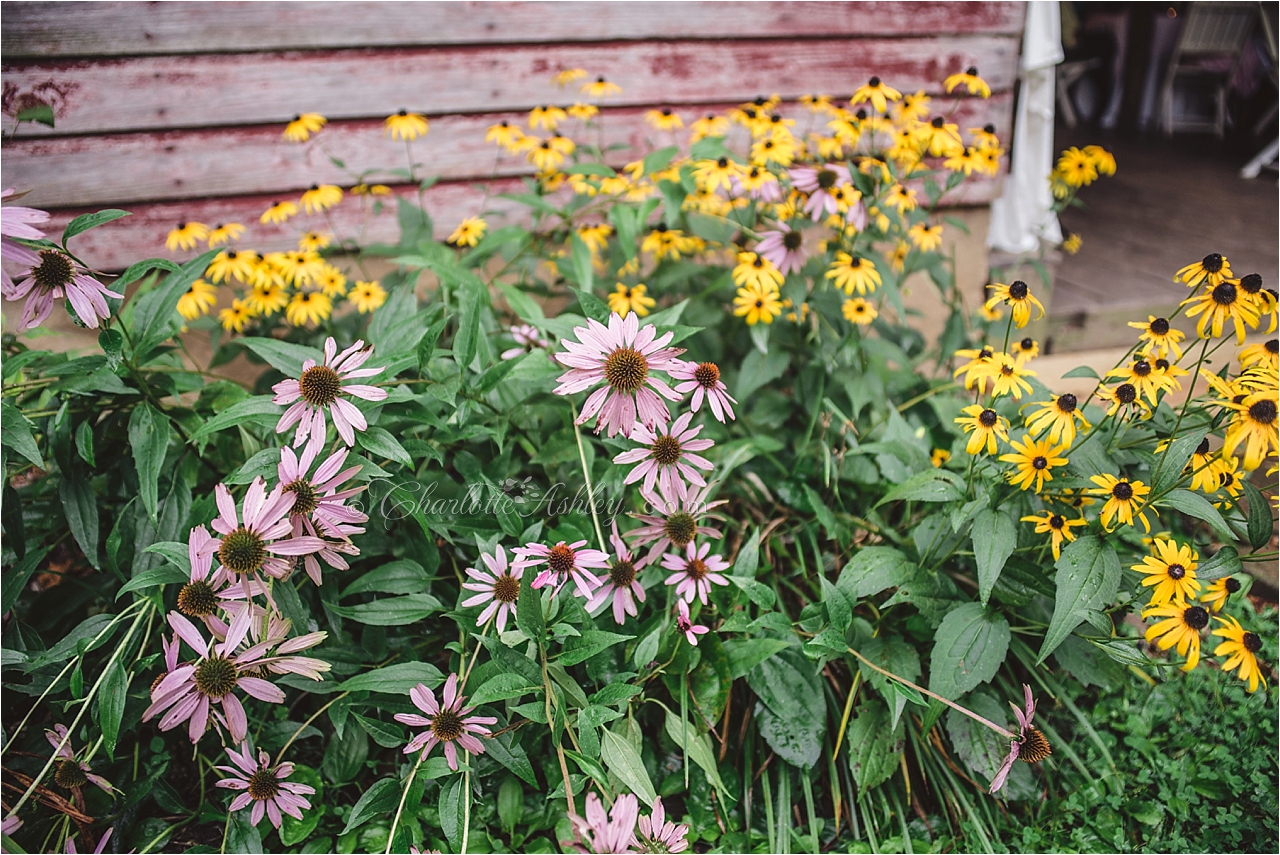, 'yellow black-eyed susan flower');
733,282,783,326
317,266,347,298
566,102,599,122
985,280,1045,329
916,116,964,157
1200,575,1242,613
1128,316,1185,360
908,223,944,252
943,146,980,176
1221,389,1278,470
282,113,326,143
885,183,917,214
1132,538,1200,606
218,298,255,332
384,110,430,141
1182,279,1261,343
485,120,525,151
989,353,1036,400
955,405,1009,455
1155,435,1219,493
969,123,1000,149
693,157,743,193
551,68,587,87
1056,147,1098,187
1089,474,1154,532
165,221,209,252
733,251,784,292
525,138,565,171
850,76,901,113
1174,252,1233,288
1239,337,1279,372
886,240,910,274
1083,145,1116,175
689,113,730,142
944,66,991,98
931,448,951,468
895,90,931,123
1000,435,1068,493
1106,358,1175,405
206,222,245,247
285,290,333,327
1012,336,1039,366
1096,381,1151,420
643,107,683,131
952,345,998,390
528,104,567,131
1061,233,1082,254
825,252,881,296
801,94,835,113
641,224,694,262
349,280,387,314
205,249,257,285
842,297,878,326
1024,393,1090,446
1020,511,1086,560
1212,616,1268,692
1144,601,1210,671
448,217,487,248
244,282,288,316
607,283,655,318
351,183,392,197
177,279,217,321
298,231,332,253
300,184,343,214
582,76,622,98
